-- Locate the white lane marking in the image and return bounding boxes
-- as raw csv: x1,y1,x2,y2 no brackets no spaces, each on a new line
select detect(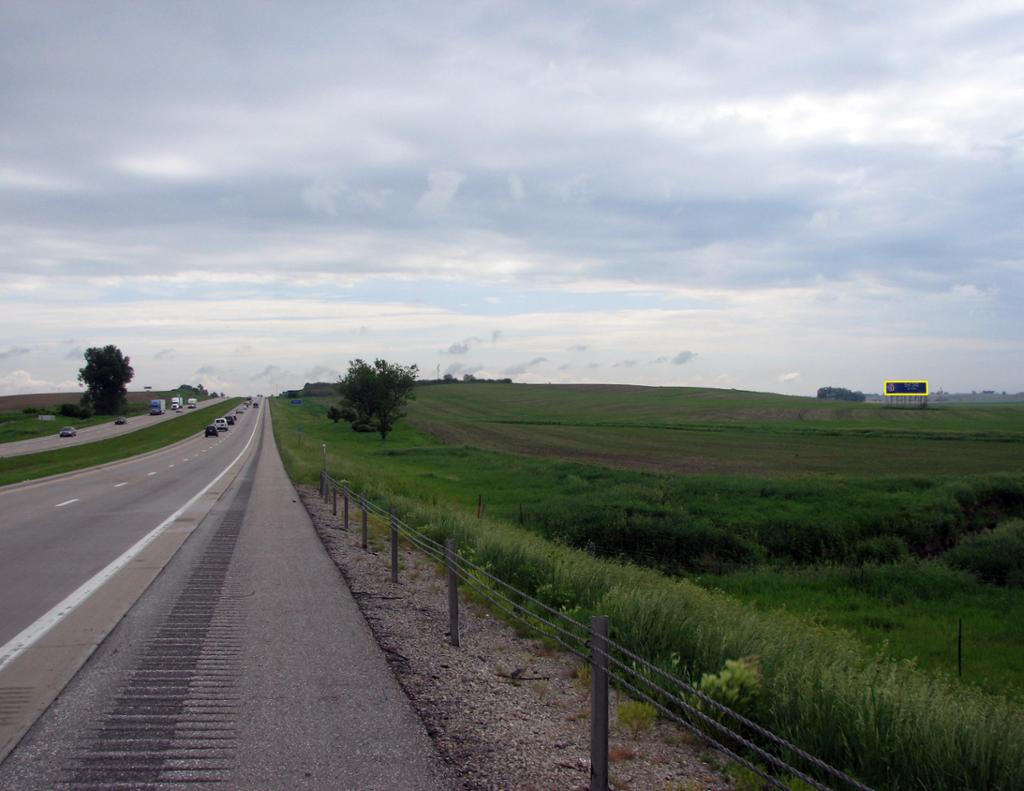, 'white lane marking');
55,499,79,508
114,482,128,488
147,472,157,477
0,407,263,674
168,464,175,469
